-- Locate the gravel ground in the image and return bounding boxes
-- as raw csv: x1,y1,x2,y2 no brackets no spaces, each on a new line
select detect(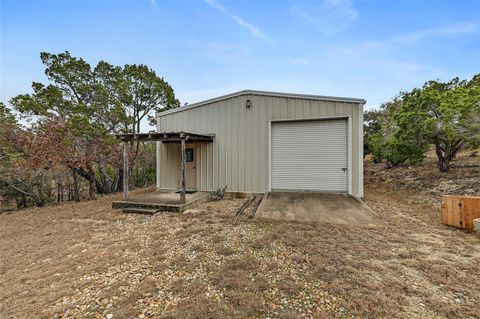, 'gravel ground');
1,169,479,318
